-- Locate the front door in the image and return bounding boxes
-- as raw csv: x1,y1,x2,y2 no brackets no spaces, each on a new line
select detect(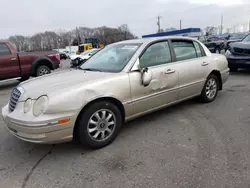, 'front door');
129,41,179,115
0,43,20,80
